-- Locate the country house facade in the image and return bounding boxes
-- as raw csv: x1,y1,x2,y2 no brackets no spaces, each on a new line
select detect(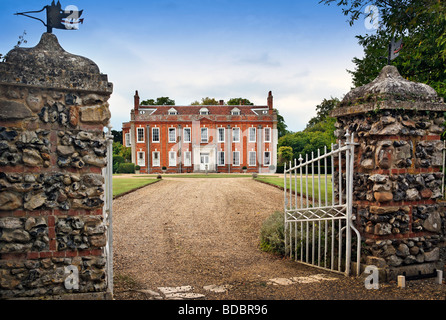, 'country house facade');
122,91,278,174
